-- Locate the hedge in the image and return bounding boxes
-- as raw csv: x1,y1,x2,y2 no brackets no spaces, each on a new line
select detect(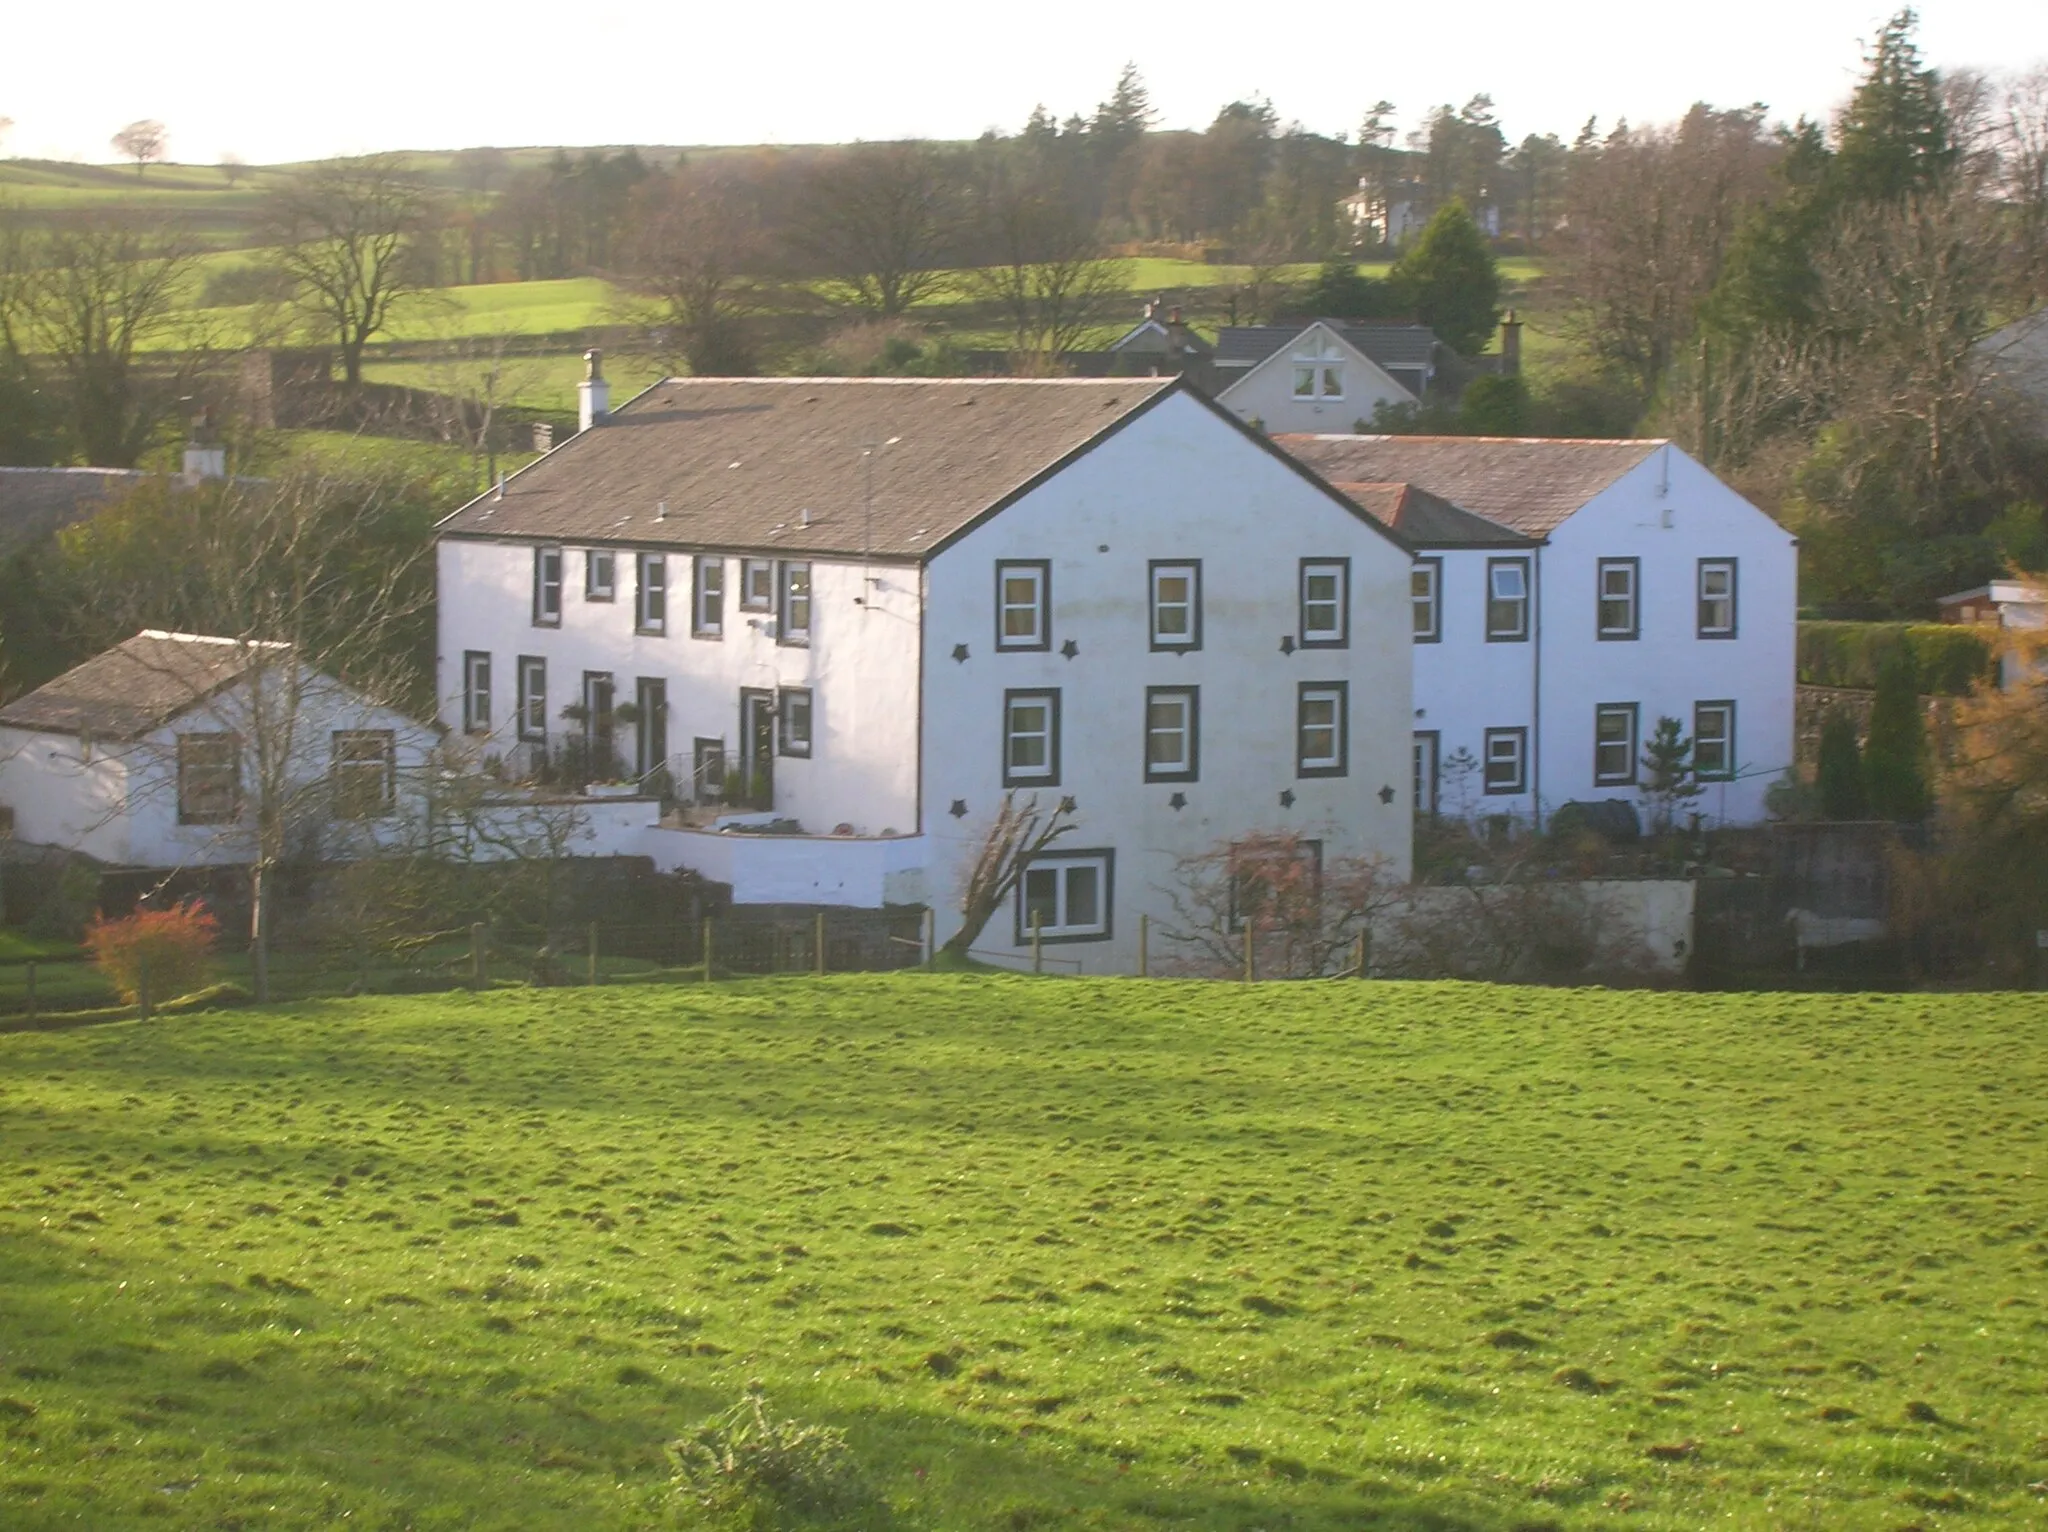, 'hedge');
1797,621,1992,696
